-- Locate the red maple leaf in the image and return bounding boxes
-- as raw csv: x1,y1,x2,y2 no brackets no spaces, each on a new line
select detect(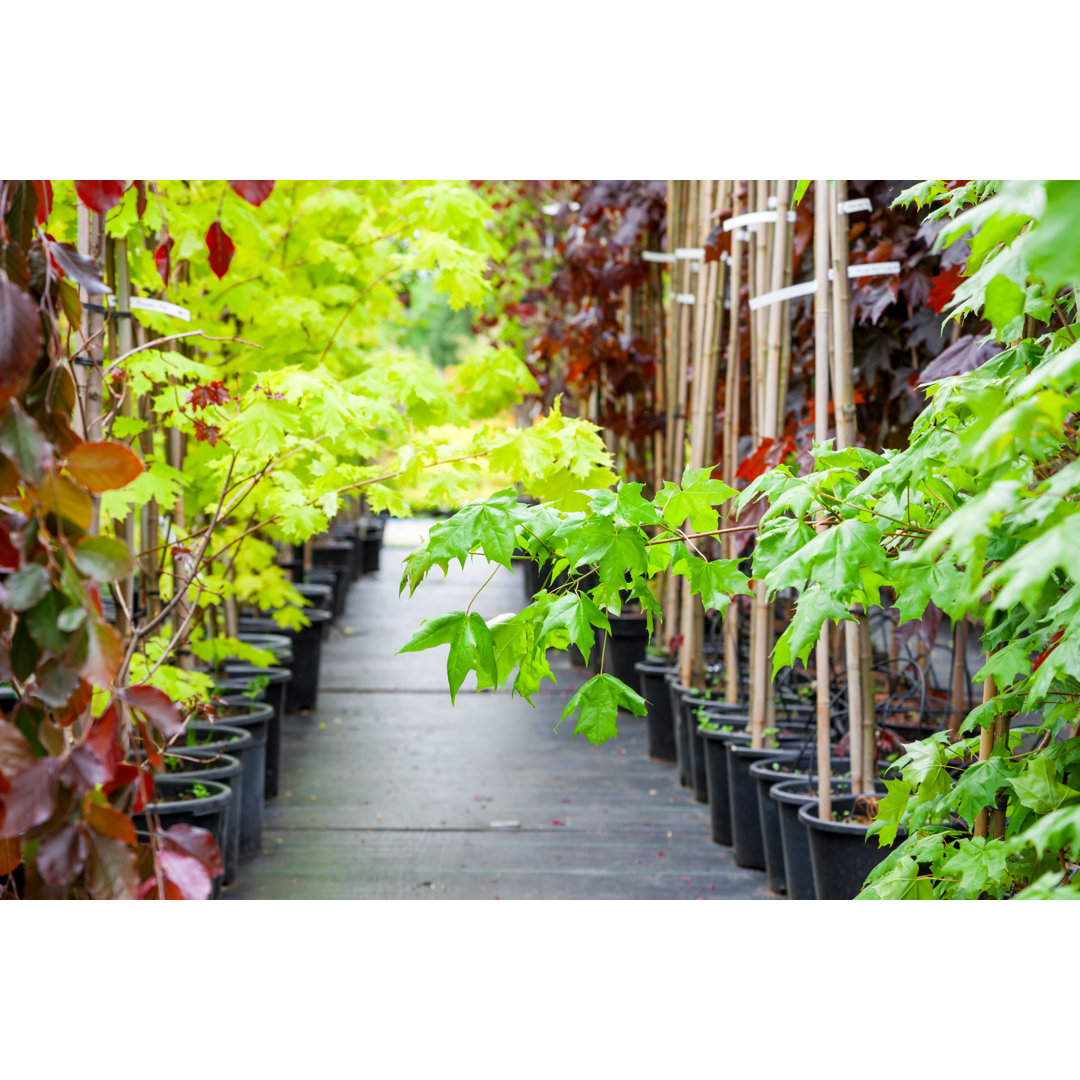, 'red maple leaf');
736,437,775,482
74,181,126,215
192,419,222,446
206,220,235,279
927,265,966,313
228,181,275,207
186,381,231,410
154,232,174,286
